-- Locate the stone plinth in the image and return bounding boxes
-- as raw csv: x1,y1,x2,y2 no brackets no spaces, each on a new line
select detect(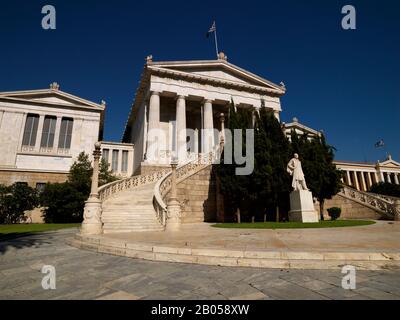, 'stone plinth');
289,190,319,223
80,198,103,235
